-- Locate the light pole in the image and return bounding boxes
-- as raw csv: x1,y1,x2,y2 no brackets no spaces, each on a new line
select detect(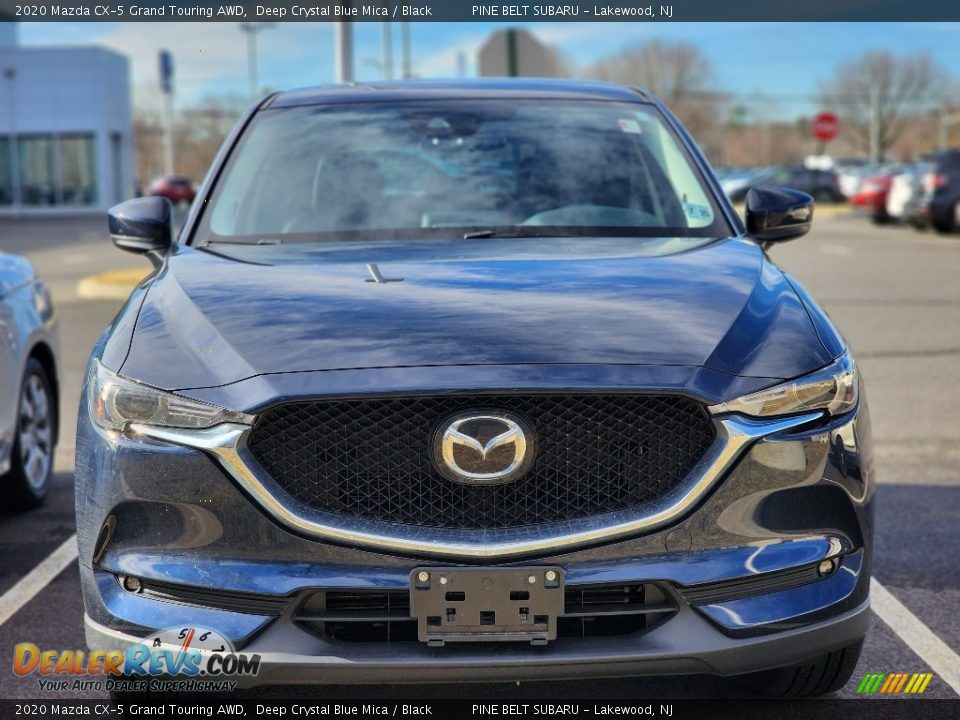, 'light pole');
239,22,275,99
334,20,354,83
381,22,393,81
